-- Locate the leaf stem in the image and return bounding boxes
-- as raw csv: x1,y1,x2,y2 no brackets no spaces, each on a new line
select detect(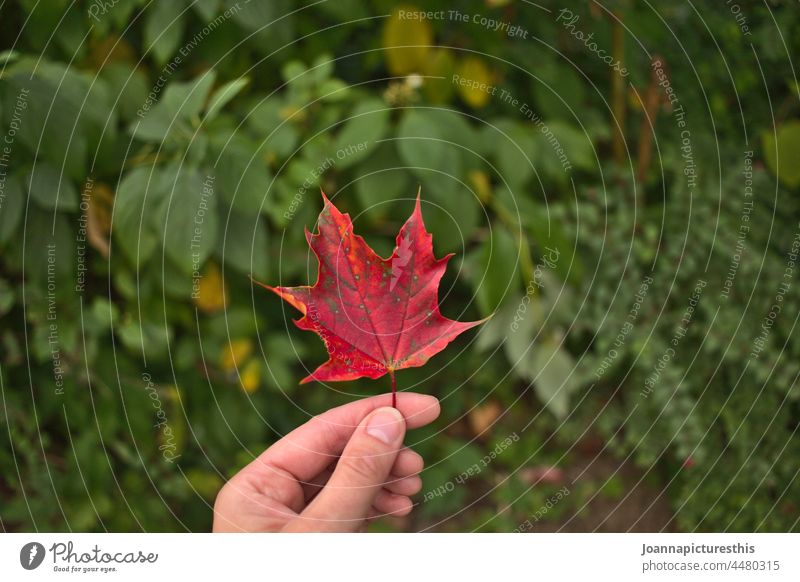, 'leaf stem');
389,369,397,408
